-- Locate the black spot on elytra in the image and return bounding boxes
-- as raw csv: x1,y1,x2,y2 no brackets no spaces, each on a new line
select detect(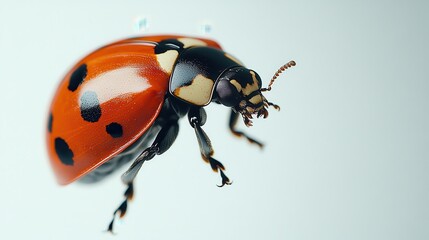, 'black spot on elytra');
106,122,123,138
154,39,184,54
68,64,87,92
55,137,74,166
48,113,53,132
80,91,101,122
